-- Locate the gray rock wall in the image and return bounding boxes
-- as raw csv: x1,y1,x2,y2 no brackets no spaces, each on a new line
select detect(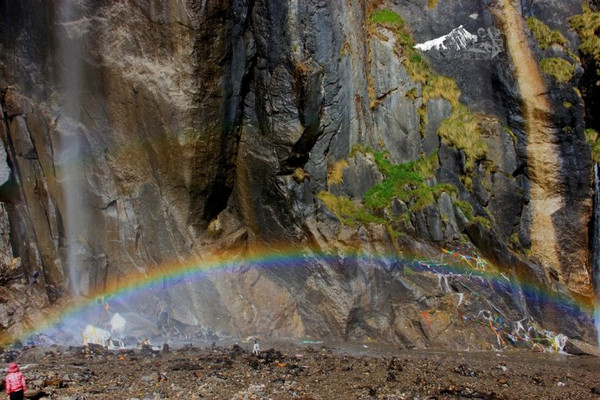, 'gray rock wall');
0,0,596,346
